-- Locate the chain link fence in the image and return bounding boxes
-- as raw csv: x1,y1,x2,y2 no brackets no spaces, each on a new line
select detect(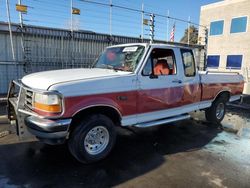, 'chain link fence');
0,22,158,94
